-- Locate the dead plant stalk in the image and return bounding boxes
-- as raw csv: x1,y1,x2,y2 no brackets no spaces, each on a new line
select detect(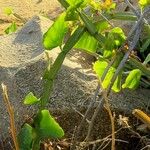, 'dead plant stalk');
1,83,19,150
99,79,115,150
